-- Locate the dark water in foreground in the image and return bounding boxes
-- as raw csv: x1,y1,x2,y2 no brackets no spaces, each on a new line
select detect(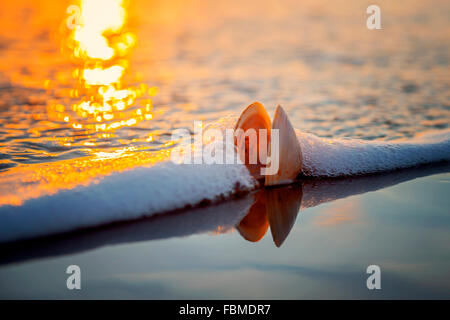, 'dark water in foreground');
0,166,449,299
